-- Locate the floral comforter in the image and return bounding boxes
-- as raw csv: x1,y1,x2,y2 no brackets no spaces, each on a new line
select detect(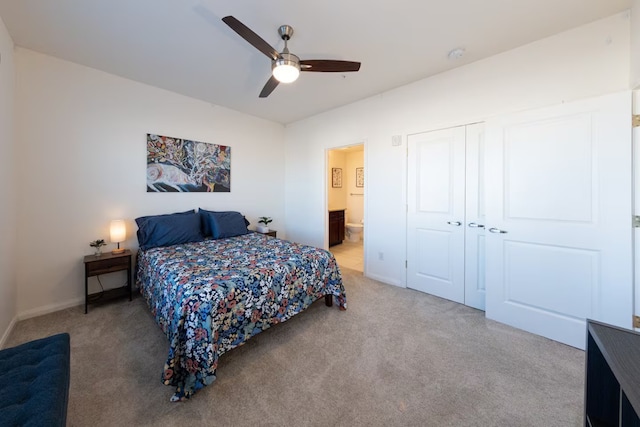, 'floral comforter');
136,232,346,401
